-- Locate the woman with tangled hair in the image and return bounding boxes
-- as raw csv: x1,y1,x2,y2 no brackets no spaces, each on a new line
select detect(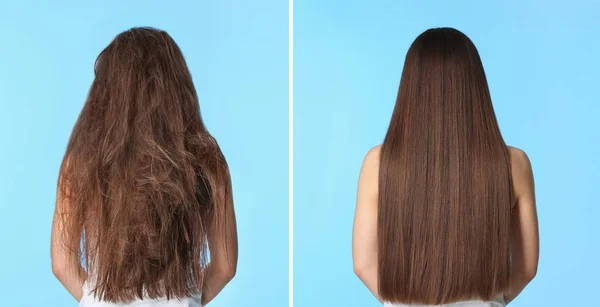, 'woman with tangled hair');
352,28,539,306
51,28,238,306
